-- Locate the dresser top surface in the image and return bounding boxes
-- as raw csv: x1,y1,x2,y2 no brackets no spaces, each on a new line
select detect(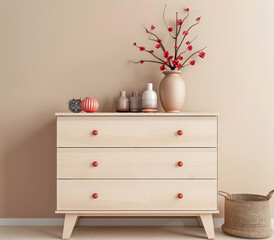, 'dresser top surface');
55,112,218,117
